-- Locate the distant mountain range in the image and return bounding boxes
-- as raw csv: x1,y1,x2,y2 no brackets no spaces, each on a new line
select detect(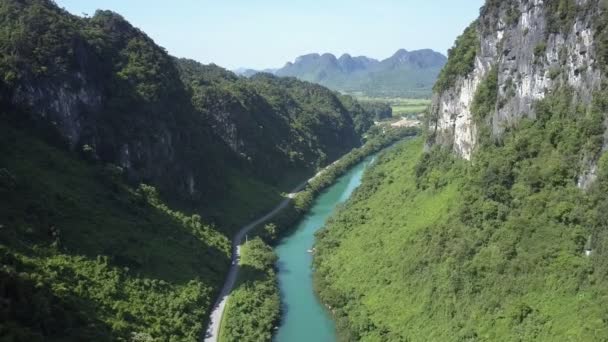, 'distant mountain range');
235,49,447,98
233,67,278,77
